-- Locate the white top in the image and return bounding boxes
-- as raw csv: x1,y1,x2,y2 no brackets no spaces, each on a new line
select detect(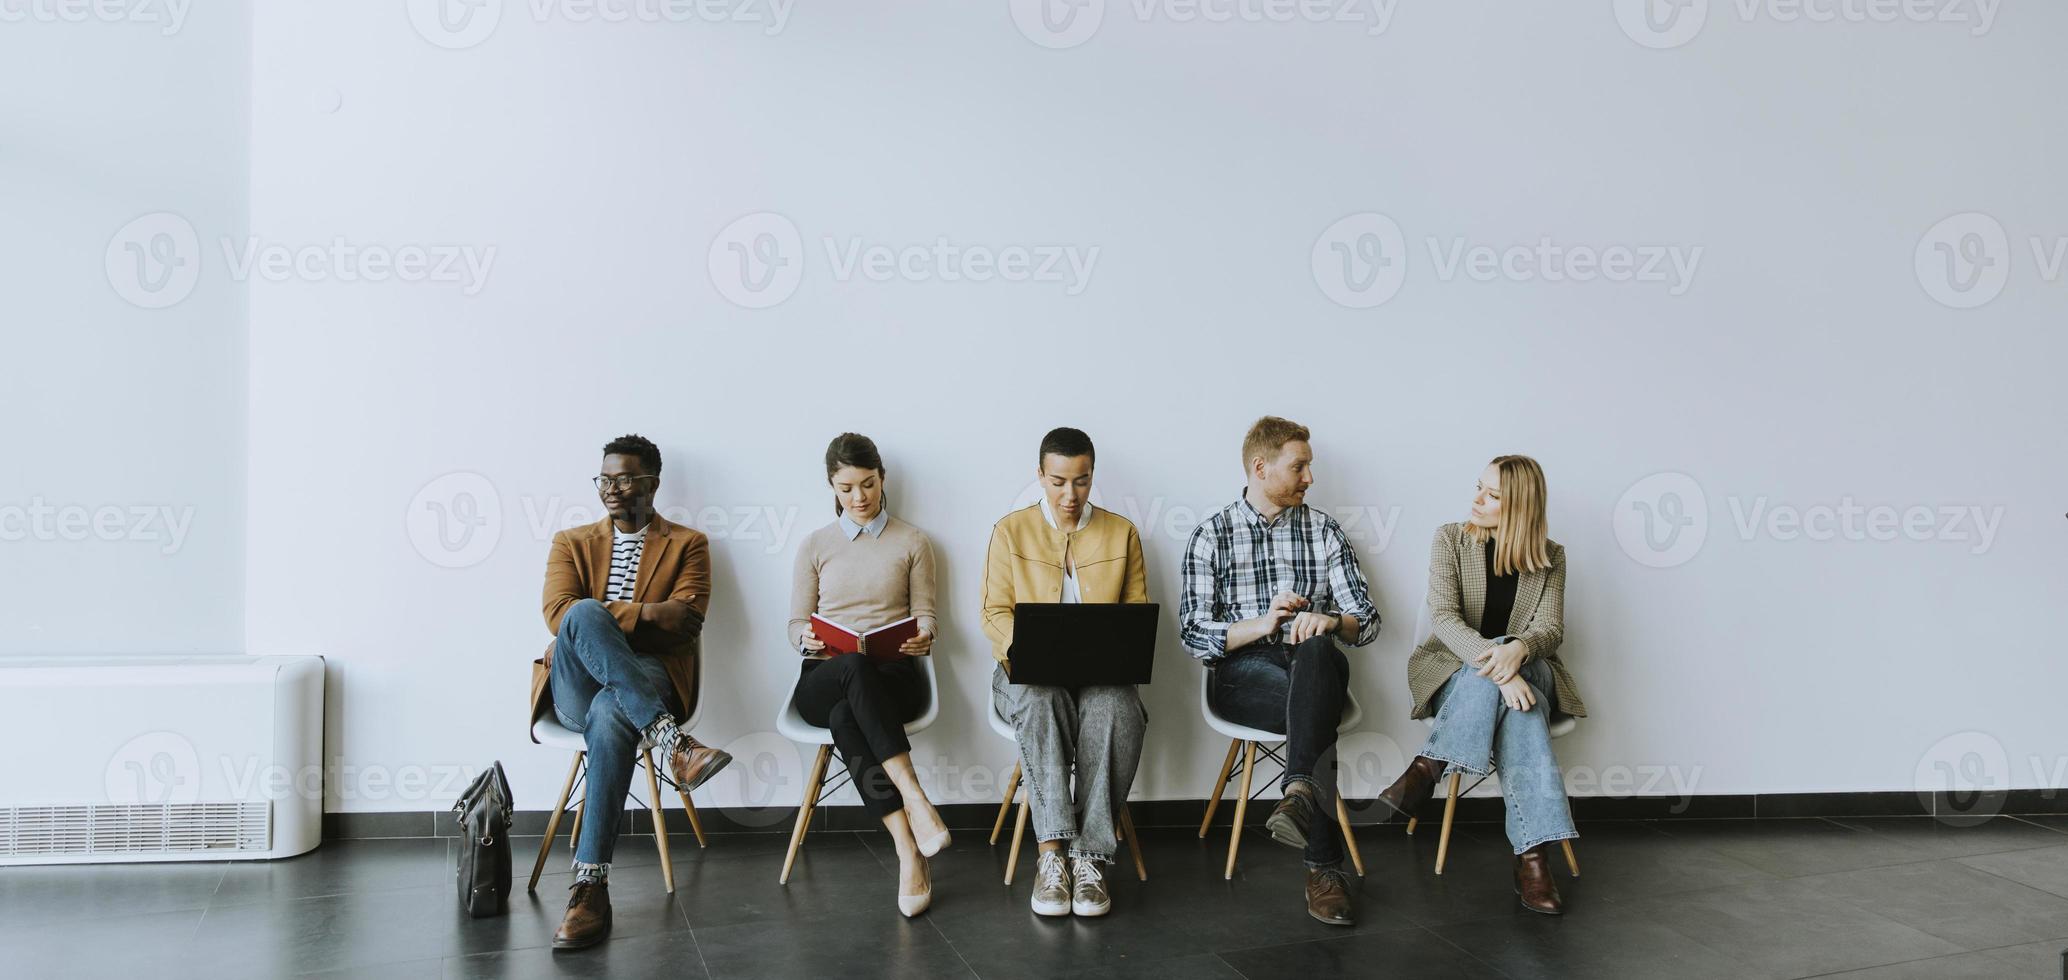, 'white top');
1038,497,1094,604
606,523,648,601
